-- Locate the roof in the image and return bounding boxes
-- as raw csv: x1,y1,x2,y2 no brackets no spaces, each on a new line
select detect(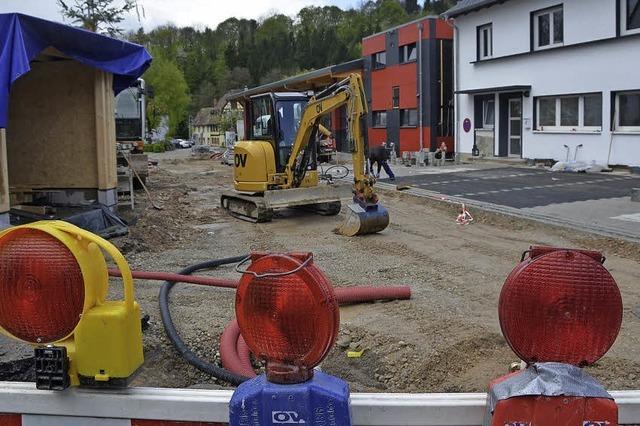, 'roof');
443,0,507,18
213,89,244,112
0,13,152,128
227,58,363,101
193,107,216,127
455,85,531,95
